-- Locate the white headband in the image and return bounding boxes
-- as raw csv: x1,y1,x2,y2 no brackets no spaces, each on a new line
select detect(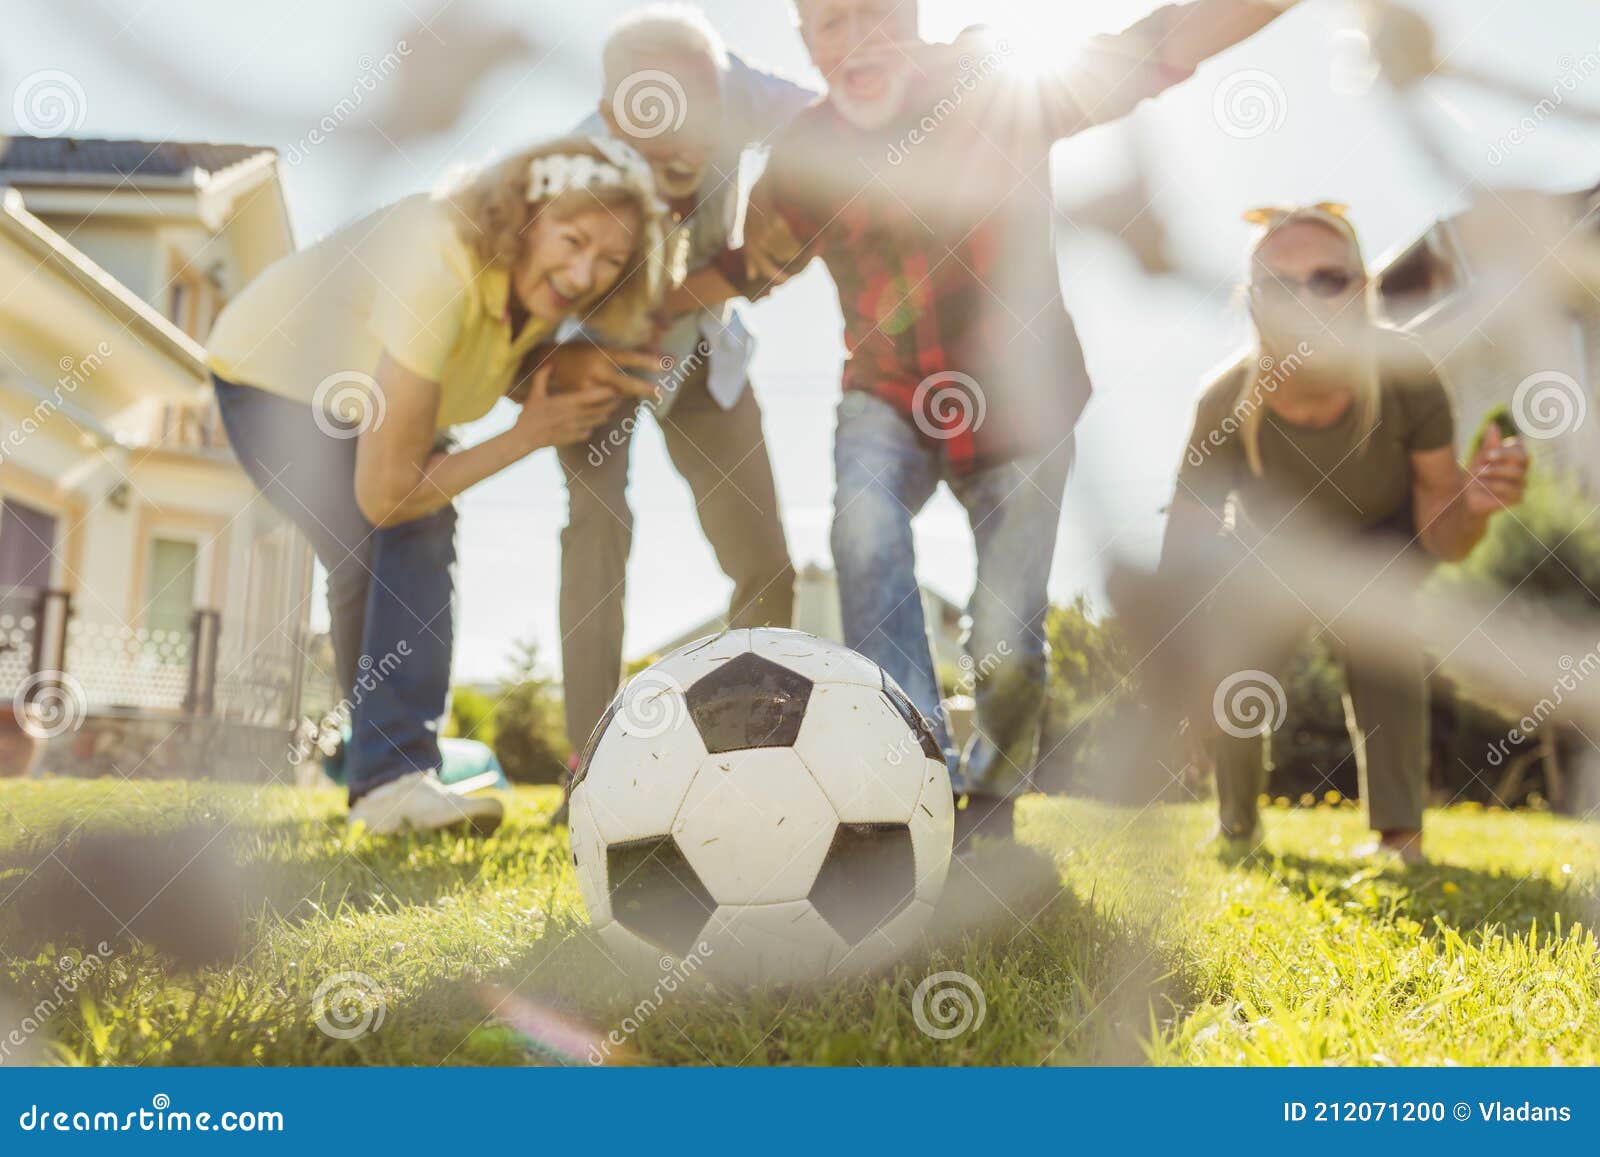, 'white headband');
526,136,664,213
